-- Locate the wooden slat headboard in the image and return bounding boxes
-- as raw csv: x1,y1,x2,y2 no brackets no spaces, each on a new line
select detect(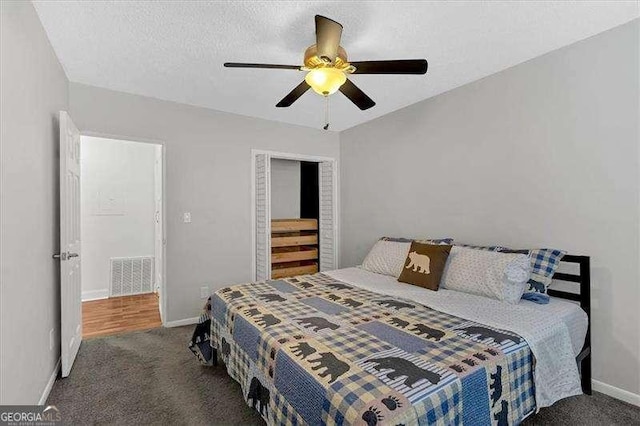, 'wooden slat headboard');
547,254,591,394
